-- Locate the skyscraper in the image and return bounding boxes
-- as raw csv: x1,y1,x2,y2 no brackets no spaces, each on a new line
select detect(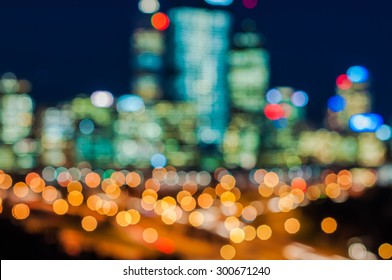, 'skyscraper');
167,7,232,152
131,28,165,102
0,73,37,171
224,26,269,169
